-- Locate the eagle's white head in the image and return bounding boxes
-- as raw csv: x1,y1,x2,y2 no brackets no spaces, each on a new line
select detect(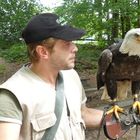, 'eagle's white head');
119,28,140,57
